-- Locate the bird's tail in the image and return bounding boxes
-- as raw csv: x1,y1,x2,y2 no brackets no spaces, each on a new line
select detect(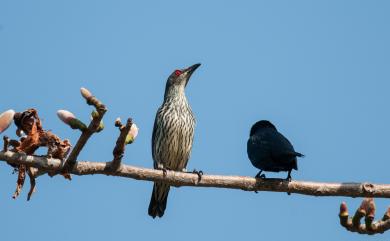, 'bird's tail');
294,152,305,157
291,151,305,170
148,182,170,218
289,151,304,157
